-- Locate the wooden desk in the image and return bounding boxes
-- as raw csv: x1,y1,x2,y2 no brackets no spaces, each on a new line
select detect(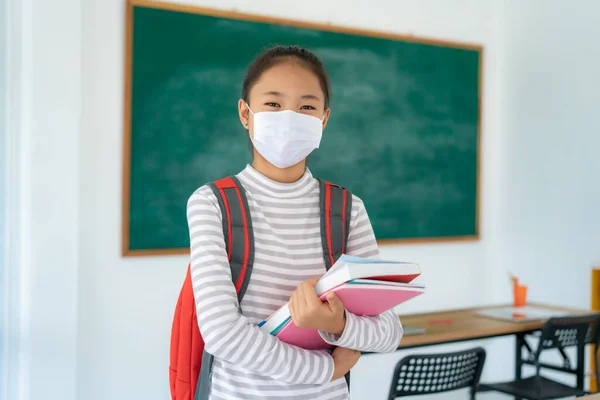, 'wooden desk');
396,303,596,392
398,302,586,349
582,395,600,399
